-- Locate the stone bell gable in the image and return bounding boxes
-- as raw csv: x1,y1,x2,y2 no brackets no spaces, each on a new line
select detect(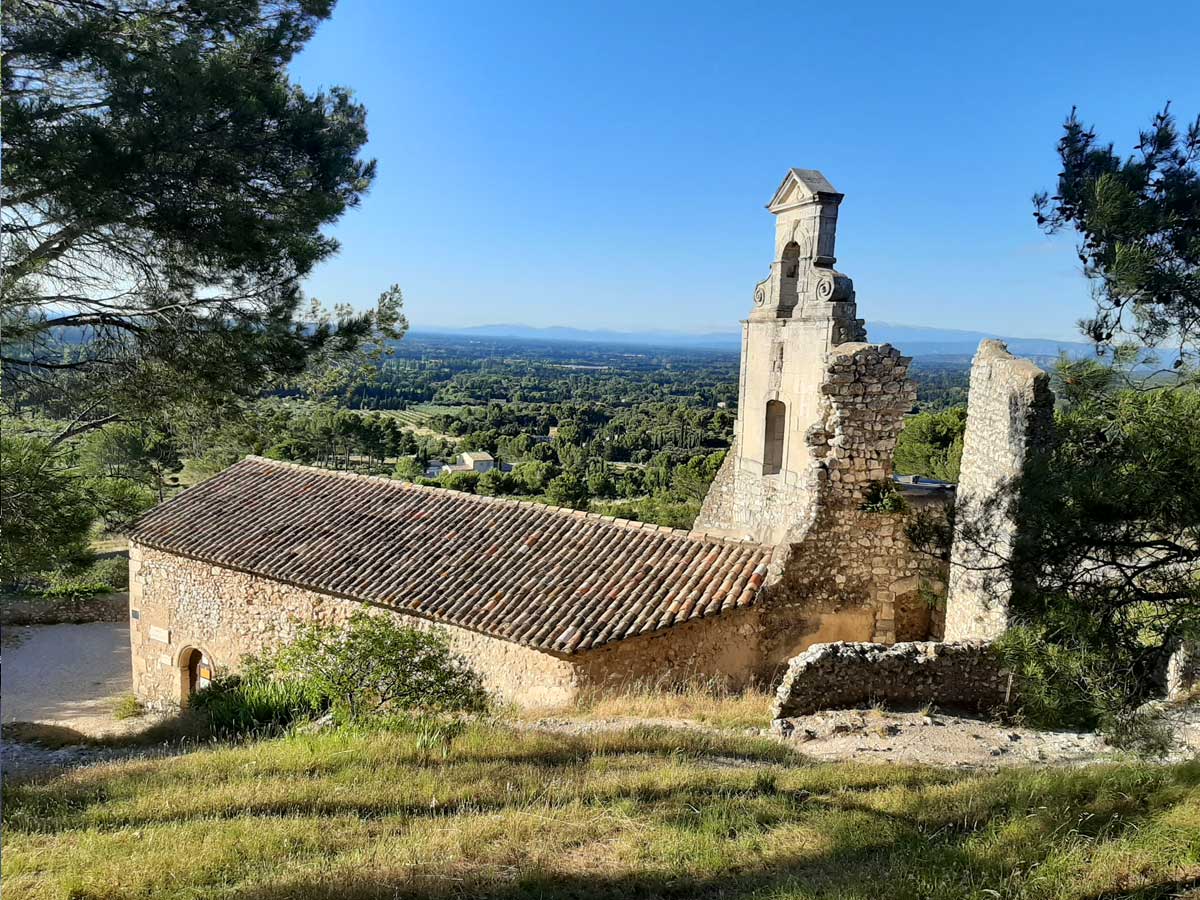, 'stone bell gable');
696,169,909,546
696,169,949,662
